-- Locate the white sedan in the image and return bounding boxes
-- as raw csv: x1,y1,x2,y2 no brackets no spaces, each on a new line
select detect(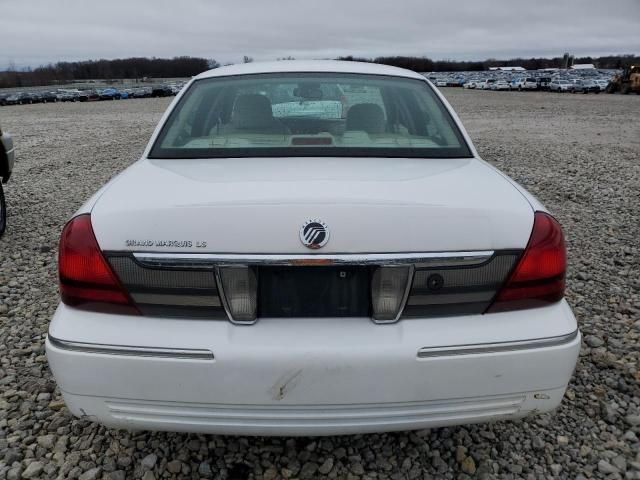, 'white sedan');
550,80,574,92
46,61,580,436
491,80,511,91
